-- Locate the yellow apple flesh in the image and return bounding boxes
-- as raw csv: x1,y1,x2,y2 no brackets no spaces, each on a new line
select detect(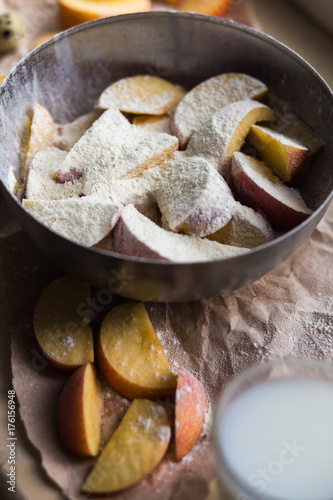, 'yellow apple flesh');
57,362,103,456
97,302,177,399
33,274,94,371
248,124,308,182
82,399,171,493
